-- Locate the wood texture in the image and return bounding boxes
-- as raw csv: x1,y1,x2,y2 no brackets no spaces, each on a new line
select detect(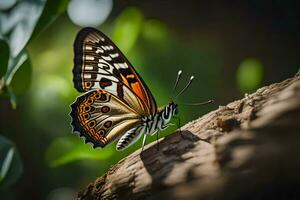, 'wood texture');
78,71,300,200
